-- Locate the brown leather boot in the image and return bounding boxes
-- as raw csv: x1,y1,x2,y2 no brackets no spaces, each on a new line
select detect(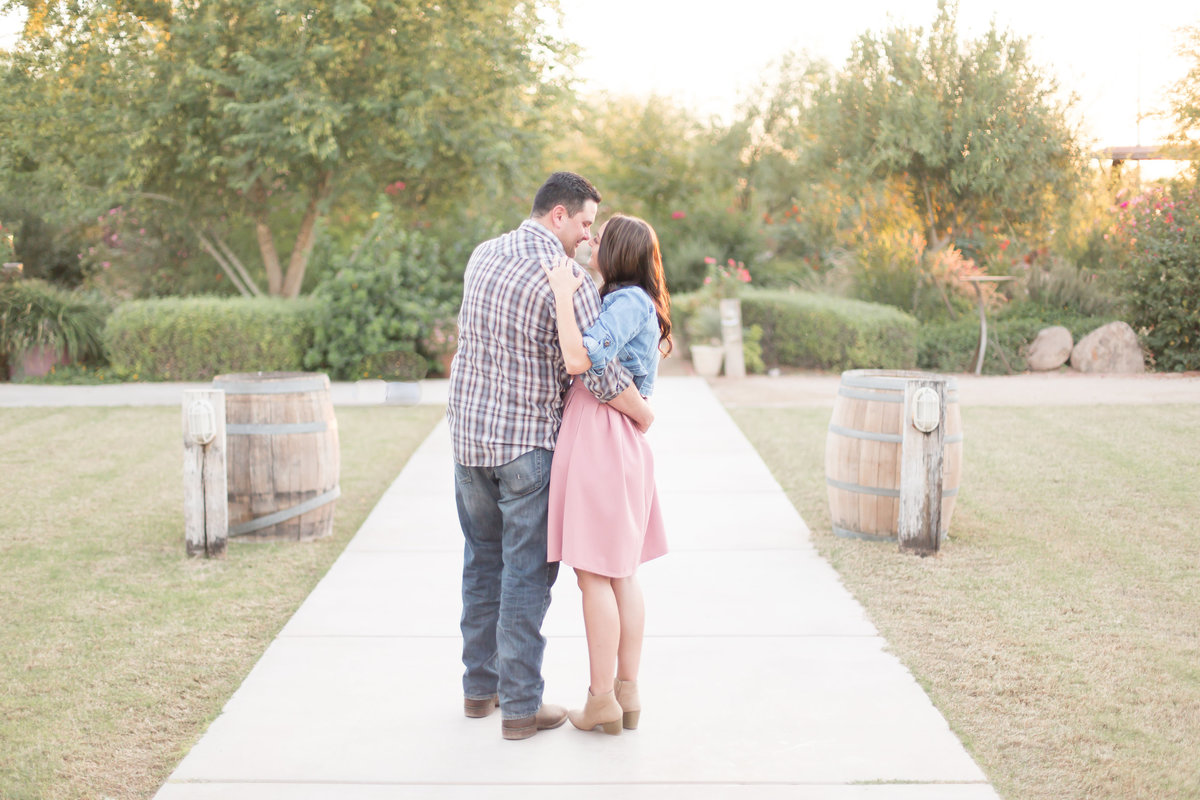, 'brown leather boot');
614,678,640,730
464,694,499,718
501,703,568,740
567,689,622,735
